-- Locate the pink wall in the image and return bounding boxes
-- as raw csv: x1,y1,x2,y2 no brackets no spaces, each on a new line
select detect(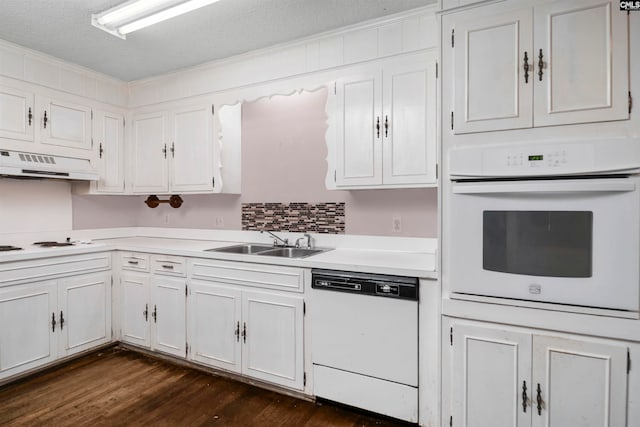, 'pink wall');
73,88,437,237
